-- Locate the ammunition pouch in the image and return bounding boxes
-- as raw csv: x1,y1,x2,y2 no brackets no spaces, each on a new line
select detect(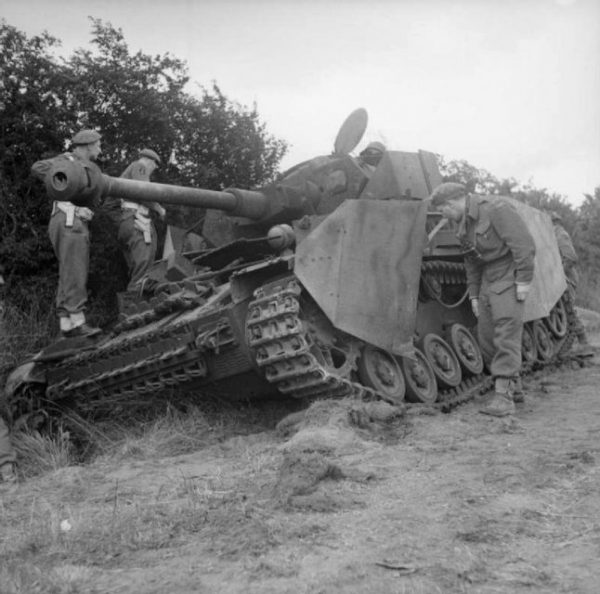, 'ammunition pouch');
121,201,152,243
52,201,94,227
